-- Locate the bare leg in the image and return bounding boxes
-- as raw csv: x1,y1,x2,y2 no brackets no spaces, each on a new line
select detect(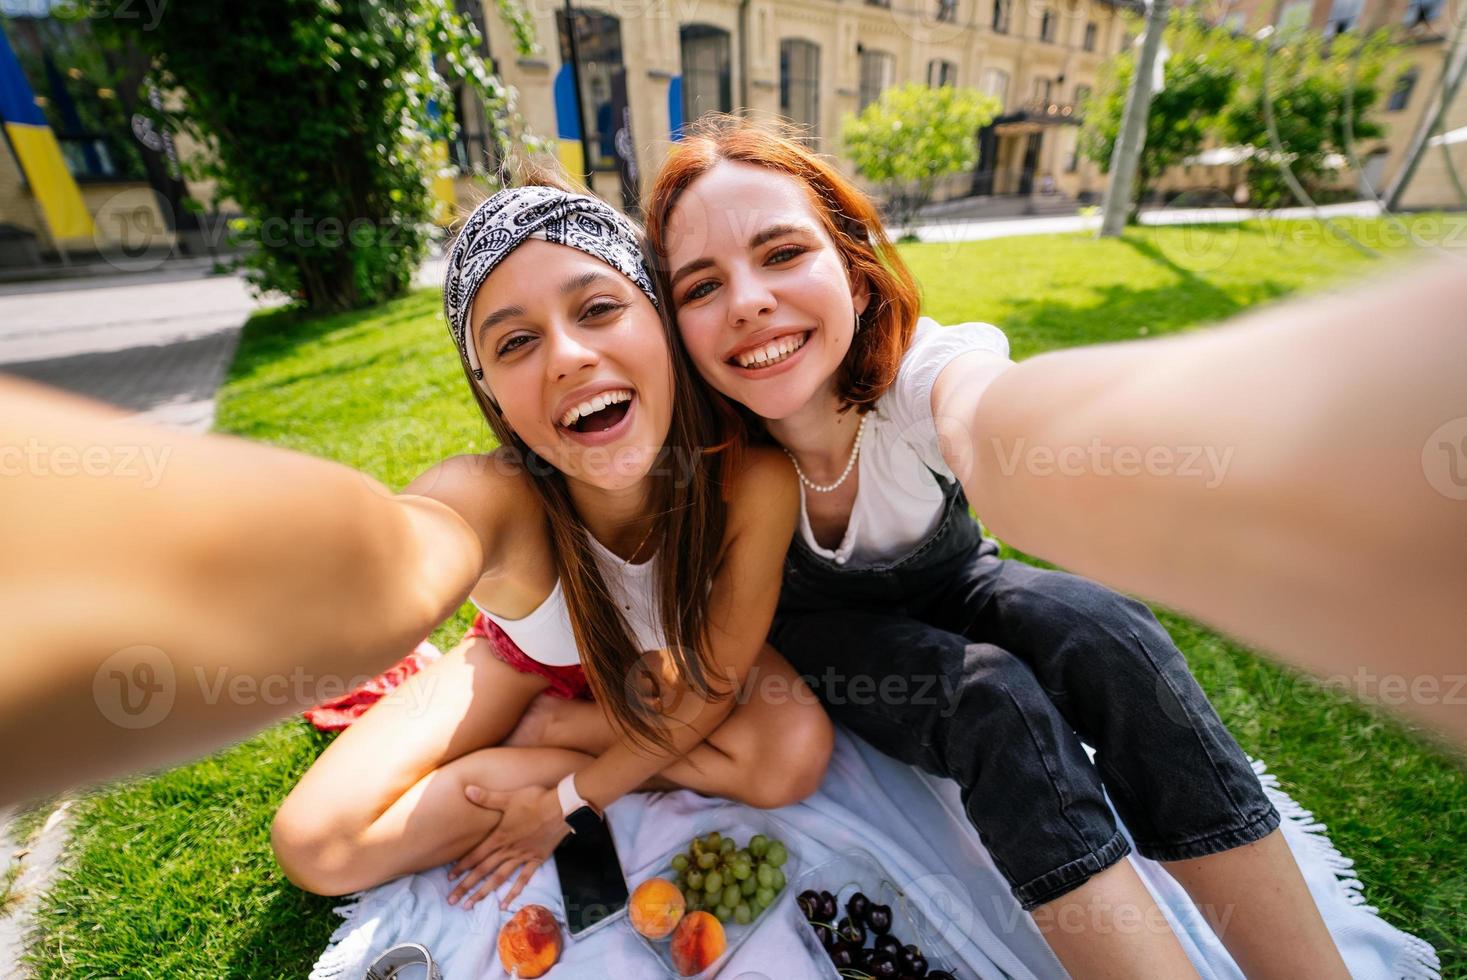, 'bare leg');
1031,860,1201,980
272,634,553,894
1164,830,1349,979
337,745,595,894
505,643,833,806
